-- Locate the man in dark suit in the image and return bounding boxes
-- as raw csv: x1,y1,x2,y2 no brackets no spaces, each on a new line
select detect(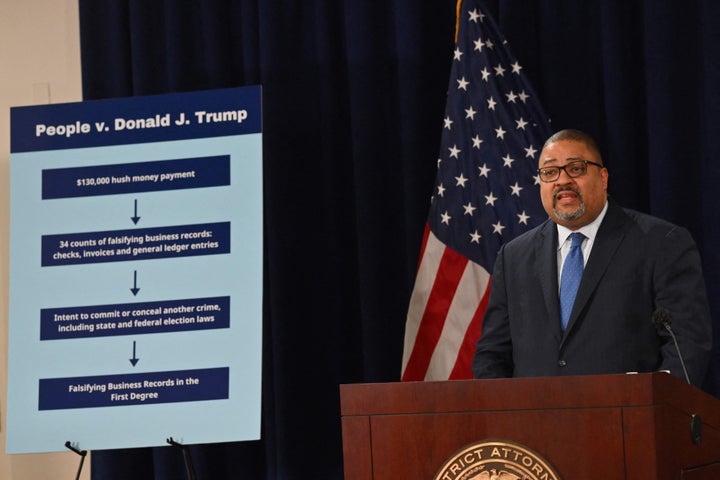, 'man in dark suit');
472,129,712,386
